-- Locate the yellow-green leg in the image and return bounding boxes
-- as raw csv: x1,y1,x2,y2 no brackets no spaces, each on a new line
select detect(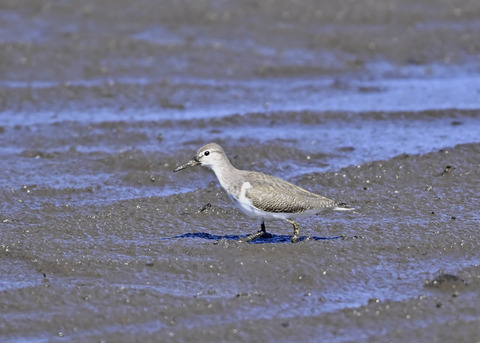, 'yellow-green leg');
286,219,300,243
